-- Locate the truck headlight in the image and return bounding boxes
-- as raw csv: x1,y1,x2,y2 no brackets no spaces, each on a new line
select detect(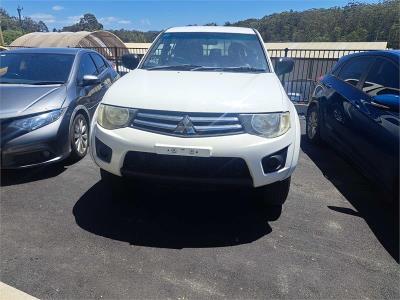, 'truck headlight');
240,112,290,138
10,108,64,132
97,104,136,129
